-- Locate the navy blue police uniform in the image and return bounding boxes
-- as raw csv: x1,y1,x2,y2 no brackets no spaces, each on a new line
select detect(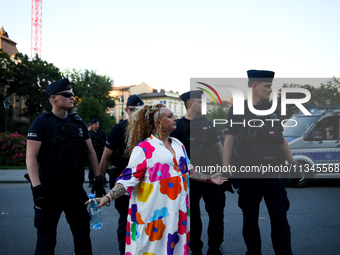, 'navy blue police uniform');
224,70,292,255
105,120,130,255
27,78,92,254
171,91,232,255
88,119,107,186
